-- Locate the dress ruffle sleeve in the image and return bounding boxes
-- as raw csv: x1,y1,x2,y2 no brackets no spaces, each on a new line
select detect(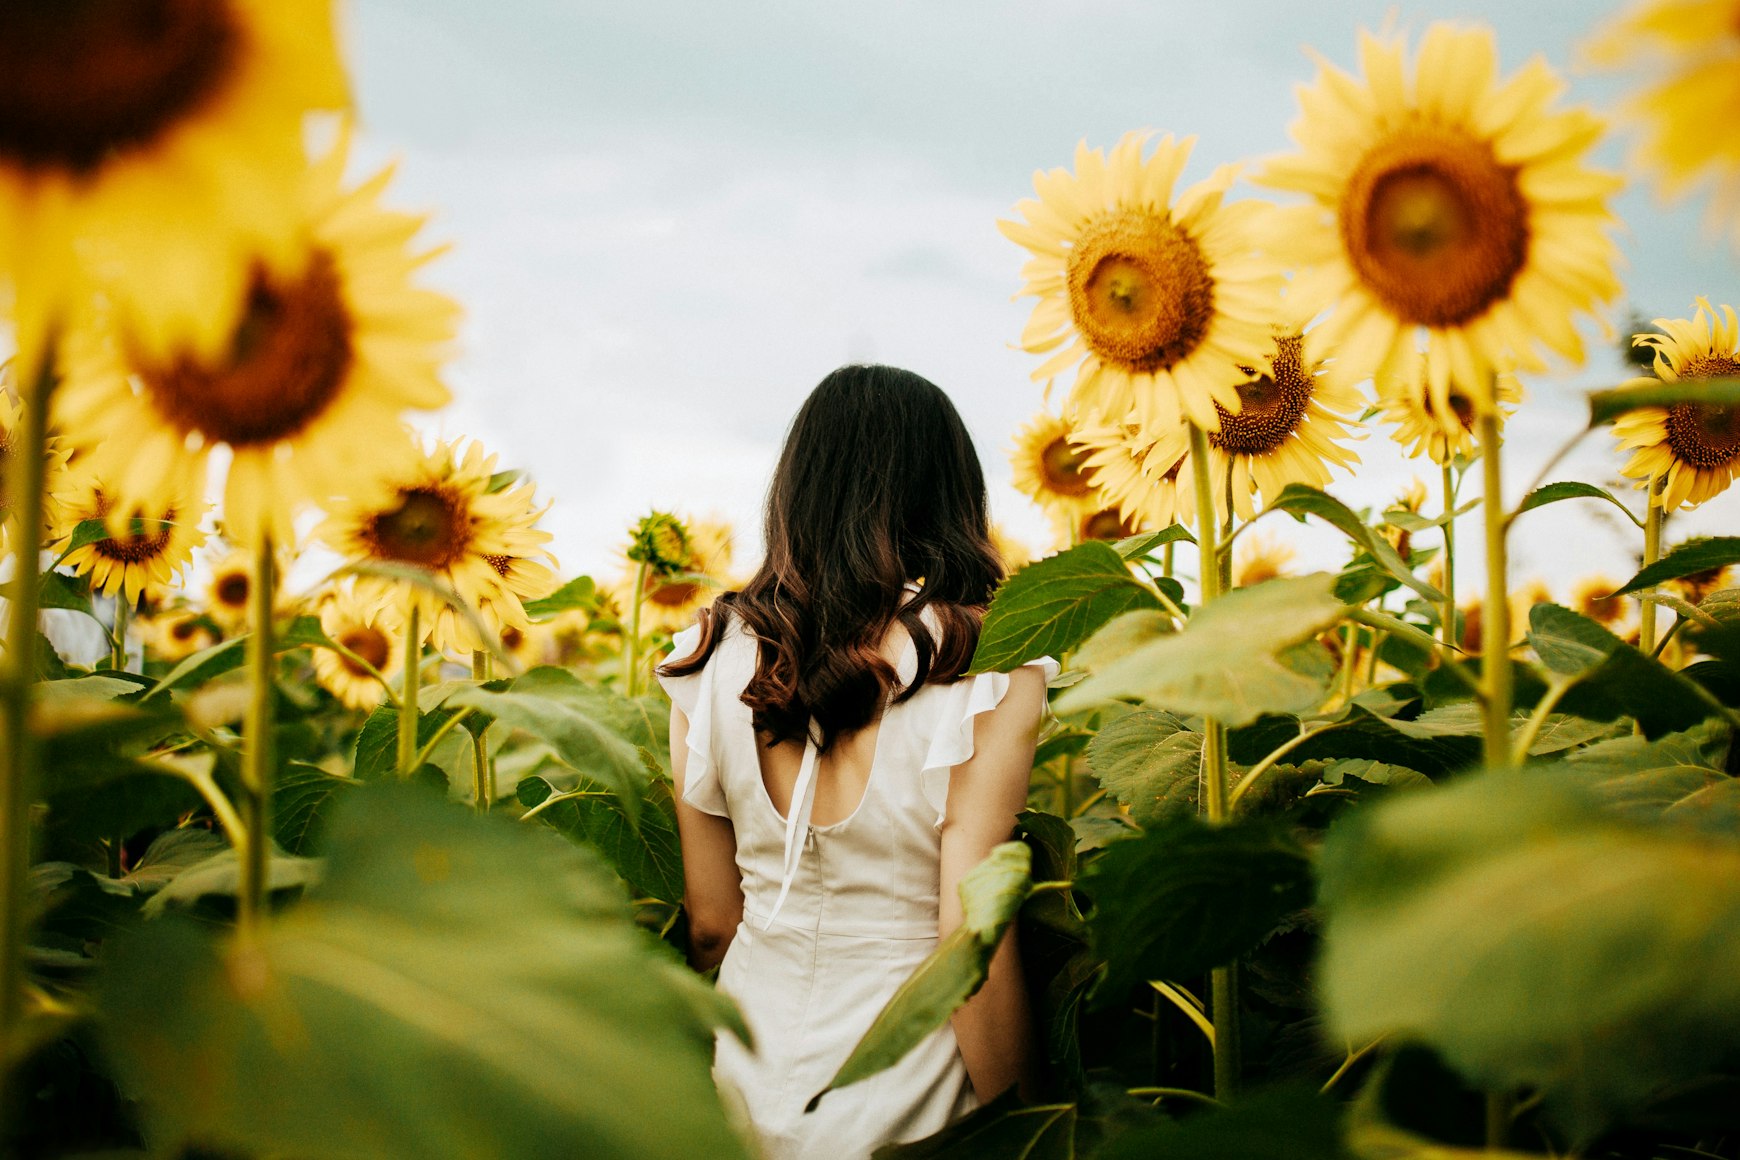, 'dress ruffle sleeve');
656,624,730,818
918,656,1060,827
